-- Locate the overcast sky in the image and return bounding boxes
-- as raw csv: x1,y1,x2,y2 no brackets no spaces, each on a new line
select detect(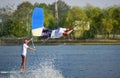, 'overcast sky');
0,0,120,9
